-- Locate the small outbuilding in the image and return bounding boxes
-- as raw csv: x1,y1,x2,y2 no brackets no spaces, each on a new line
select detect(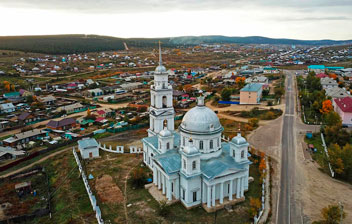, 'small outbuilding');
78,138,99,159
